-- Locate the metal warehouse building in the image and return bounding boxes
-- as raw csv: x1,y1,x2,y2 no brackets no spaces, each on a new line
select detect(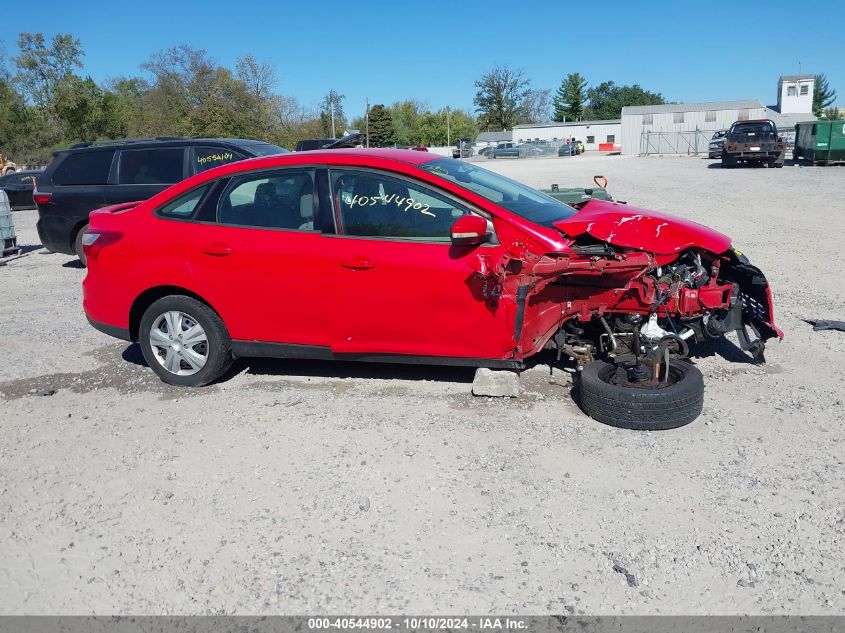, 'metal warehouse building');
621,77,817,155
512,120,621,151
621,100,770,155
